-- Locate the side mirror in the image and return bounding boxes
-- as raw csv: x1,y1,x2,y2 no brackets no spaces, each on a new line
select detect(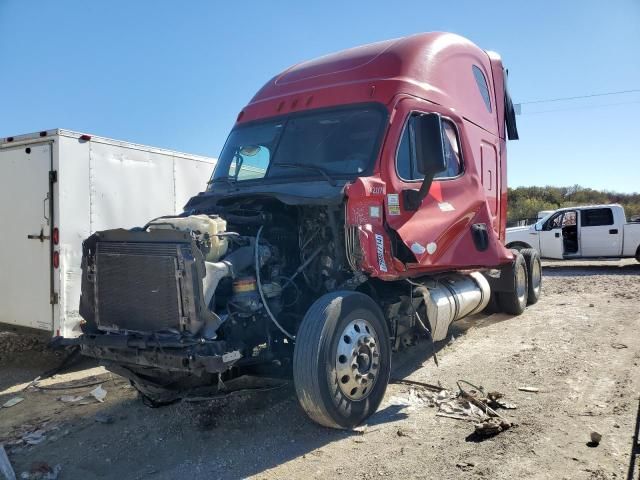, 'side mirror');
404,113,447,211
